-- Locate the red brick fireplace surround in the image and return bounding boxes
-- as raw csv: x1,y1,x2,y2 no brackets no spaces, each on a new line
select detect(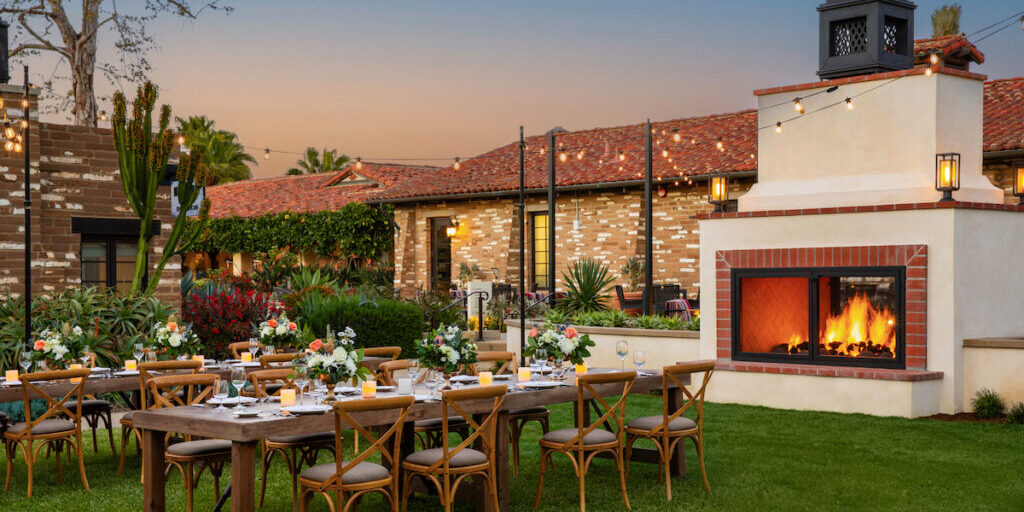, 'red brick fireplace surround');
715,244,937,380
